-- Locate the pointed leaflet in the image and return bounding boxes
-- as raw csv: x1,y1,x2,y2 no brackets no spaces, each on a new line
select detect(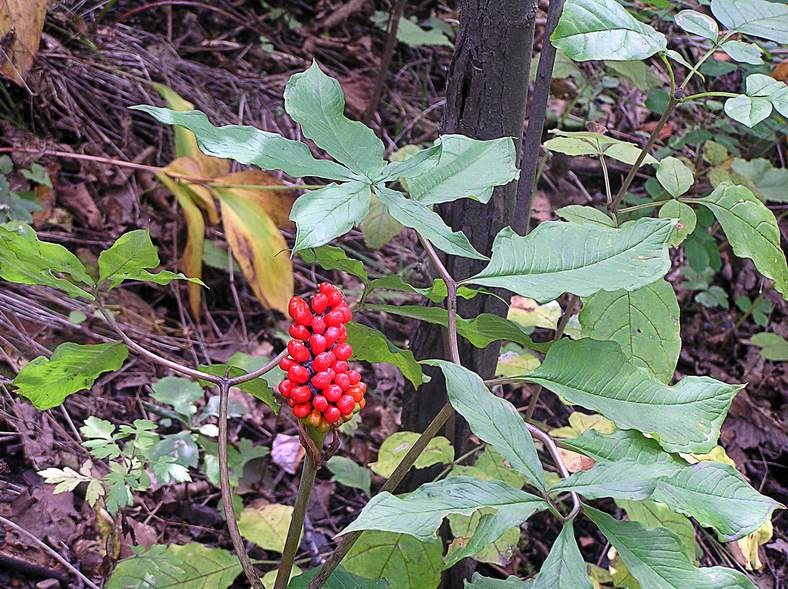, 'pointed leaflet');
284,61,386,180
656,157,694,197
561,428,685,467
711,0,788,44
374,186,487,260
423,360,546,492
346,322,427,388
214,186,293,314
464,218,673,302
343,532,443,589
617,500,697,561
288,566,389,589
131,107,354,181
0,223,94,299
555,205,615,227
290,181,372,253
298,245,368,282
692,183,788,297
379,143,442,182
445,511,521,569
550,0,667,62
585,506,758,589
14,342,128,410
651,462,782,542
724,95,772,128
400,135,519,205
340,477,547,541
674,10,718,41
466,574,530,588
552,460,683,500
98,230,200,290
580,279,680,383
544,131,659,166
532,521,593,589
523,339,743,453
